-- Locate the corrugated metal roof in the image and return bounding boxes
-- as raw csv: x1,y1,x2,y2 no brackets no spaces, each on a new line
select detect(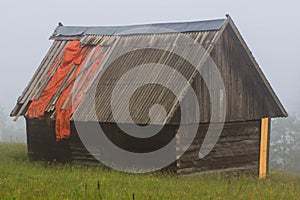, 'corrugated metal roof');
52,19,226,36
11,30,219,124
74,31,218,123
